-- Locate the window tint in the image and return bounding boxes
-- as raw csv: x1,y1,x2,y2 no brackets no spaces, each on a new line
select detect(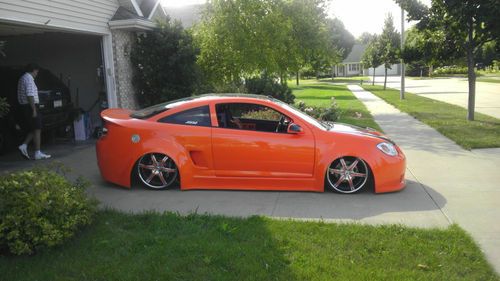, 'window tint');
159,105,211,127
216,103,289,133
